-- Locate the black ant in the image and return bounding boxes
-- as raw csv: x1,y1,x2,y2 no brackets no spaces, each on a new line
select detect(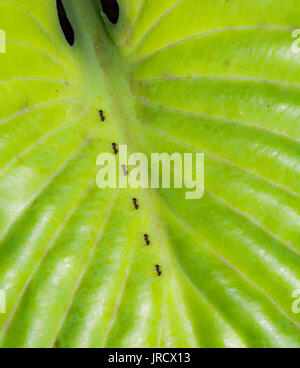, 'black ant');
122,165,128,176
112,143,118,154
132,198,139,210
155,264,162,277
144,234,150,246
98,110,105,122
